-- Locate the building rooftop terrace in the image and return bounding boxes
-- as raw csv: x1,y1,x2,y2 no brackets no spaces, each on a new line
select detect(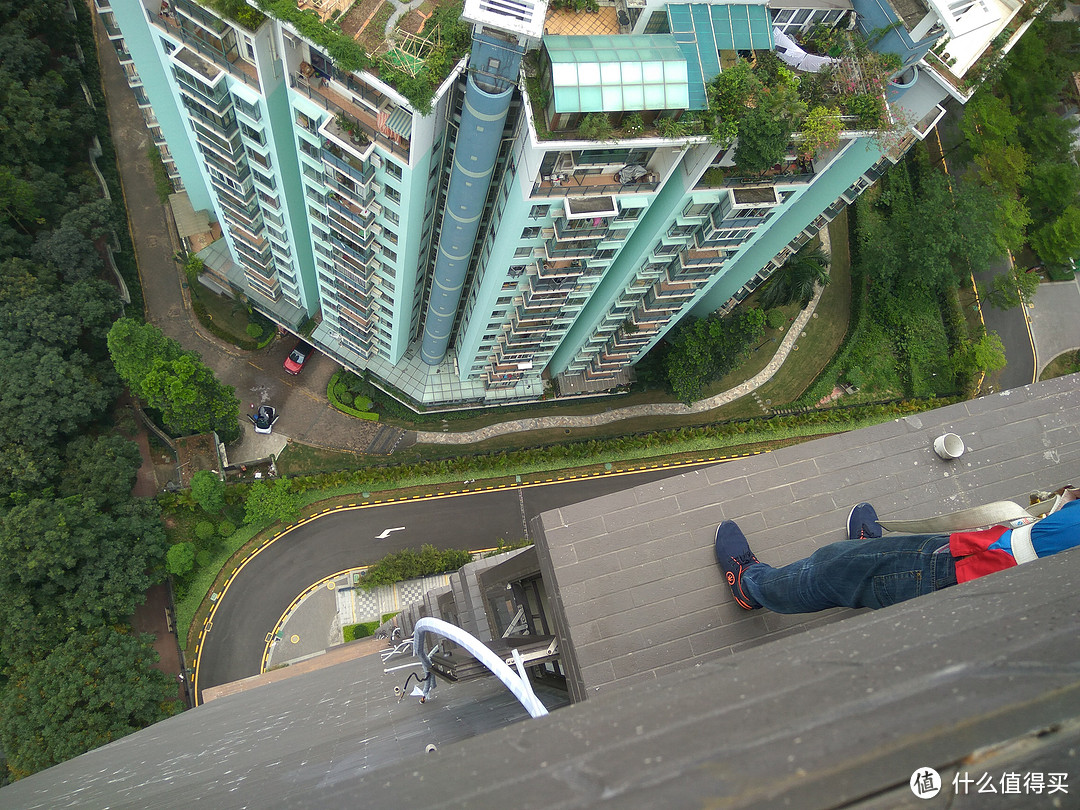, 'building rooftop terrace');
532,374,1080,701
